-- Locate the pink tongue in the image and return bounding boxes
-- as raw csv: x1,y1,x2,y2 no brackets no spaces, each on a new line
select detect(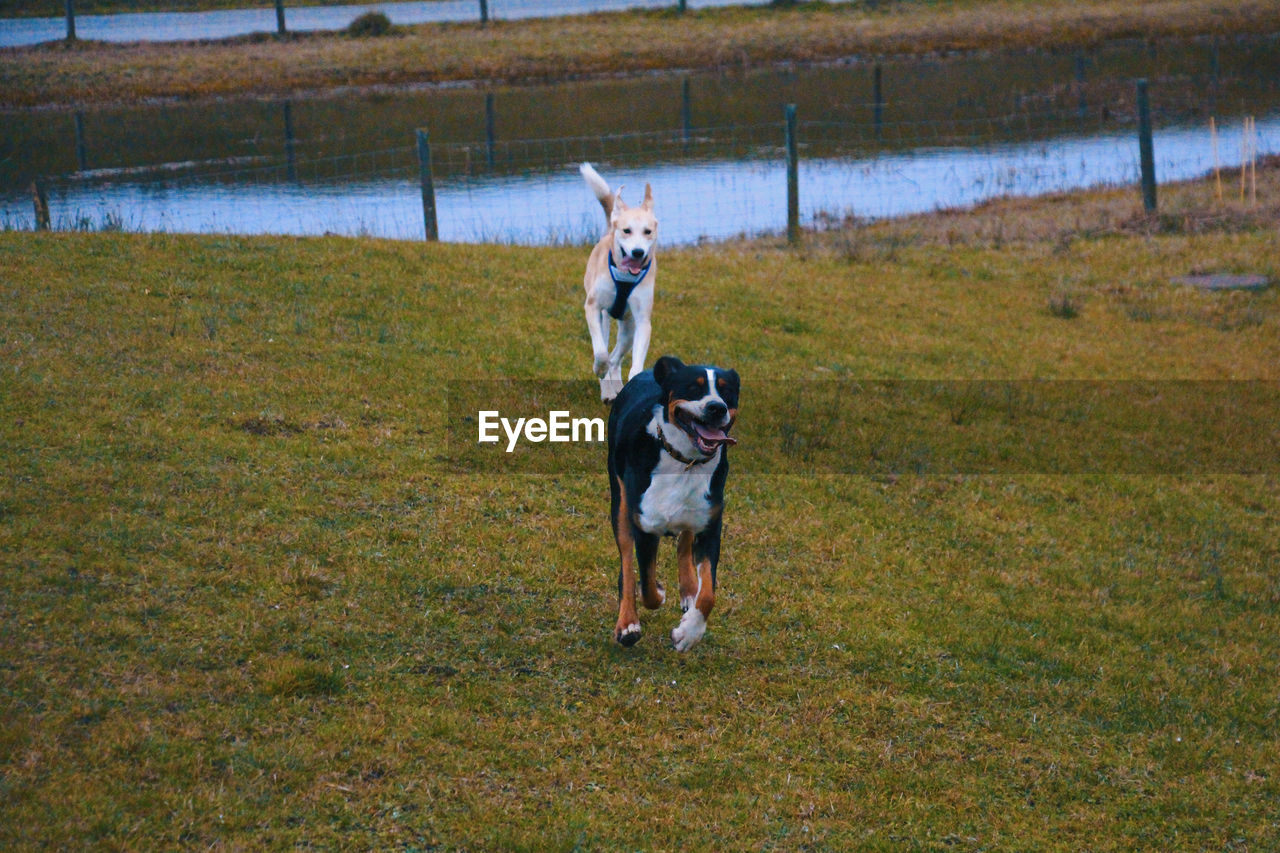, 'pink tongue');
694,422,737,446
622,257,643,273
